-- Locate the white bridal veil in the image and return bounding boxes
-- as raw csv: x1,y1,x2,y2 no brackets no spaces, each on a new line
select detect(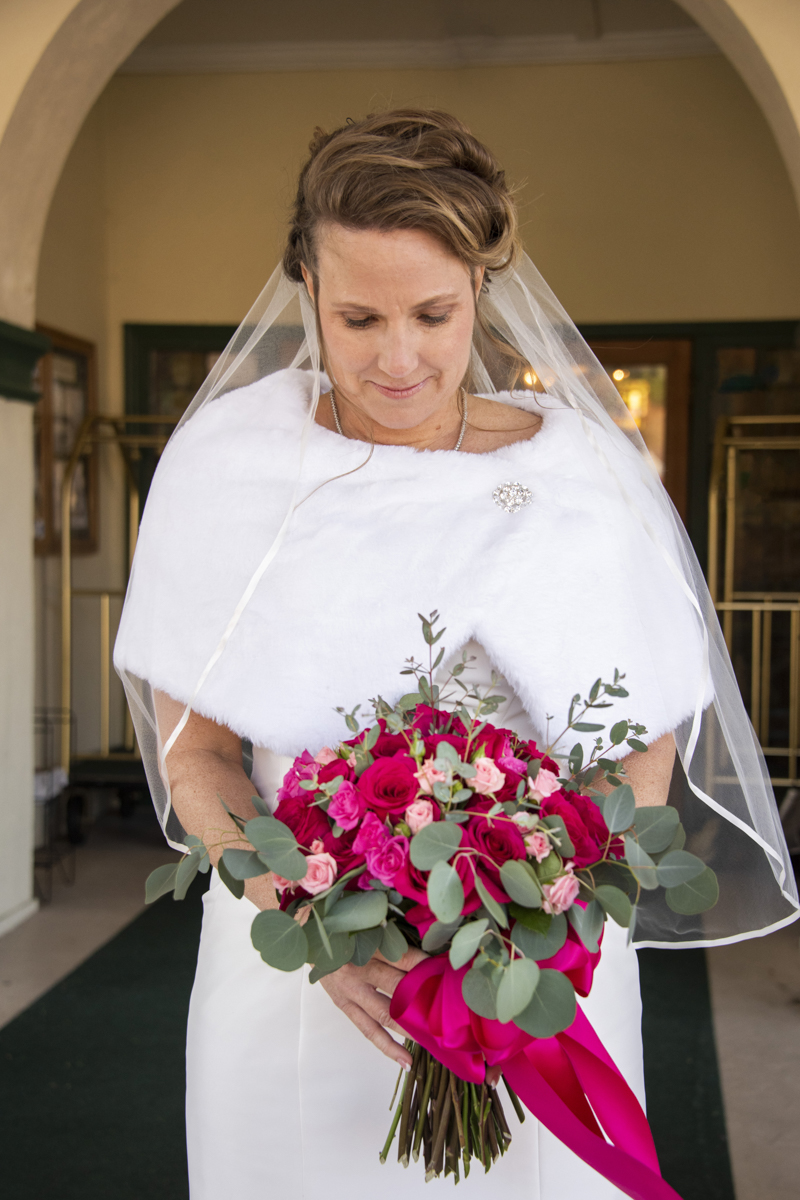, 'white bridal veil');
114,253,799,948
